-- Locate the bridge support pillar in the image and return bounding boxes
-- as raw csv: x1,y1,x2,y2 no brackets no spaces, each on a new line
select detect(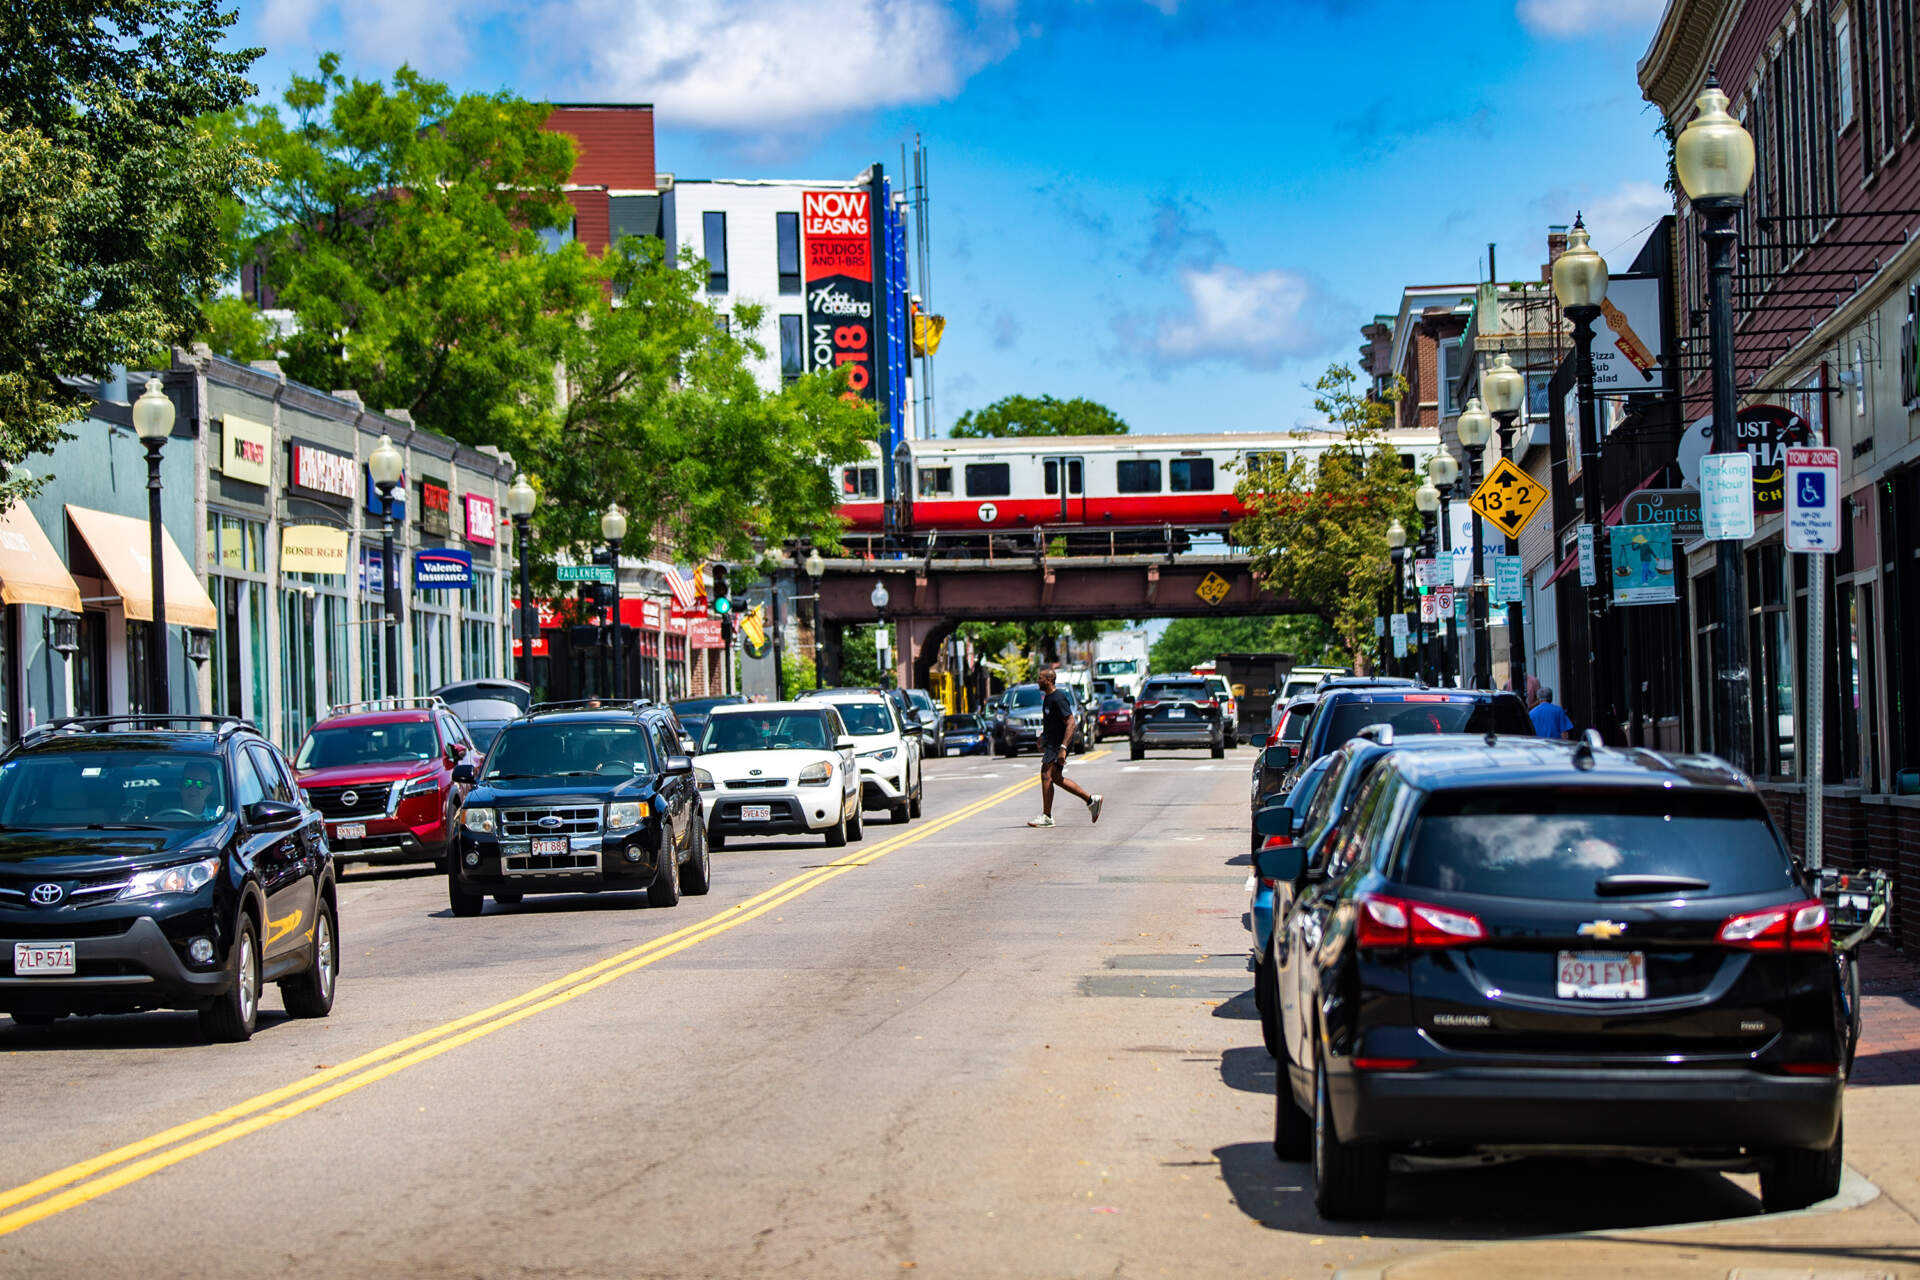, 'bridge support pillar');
818,619,844,688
